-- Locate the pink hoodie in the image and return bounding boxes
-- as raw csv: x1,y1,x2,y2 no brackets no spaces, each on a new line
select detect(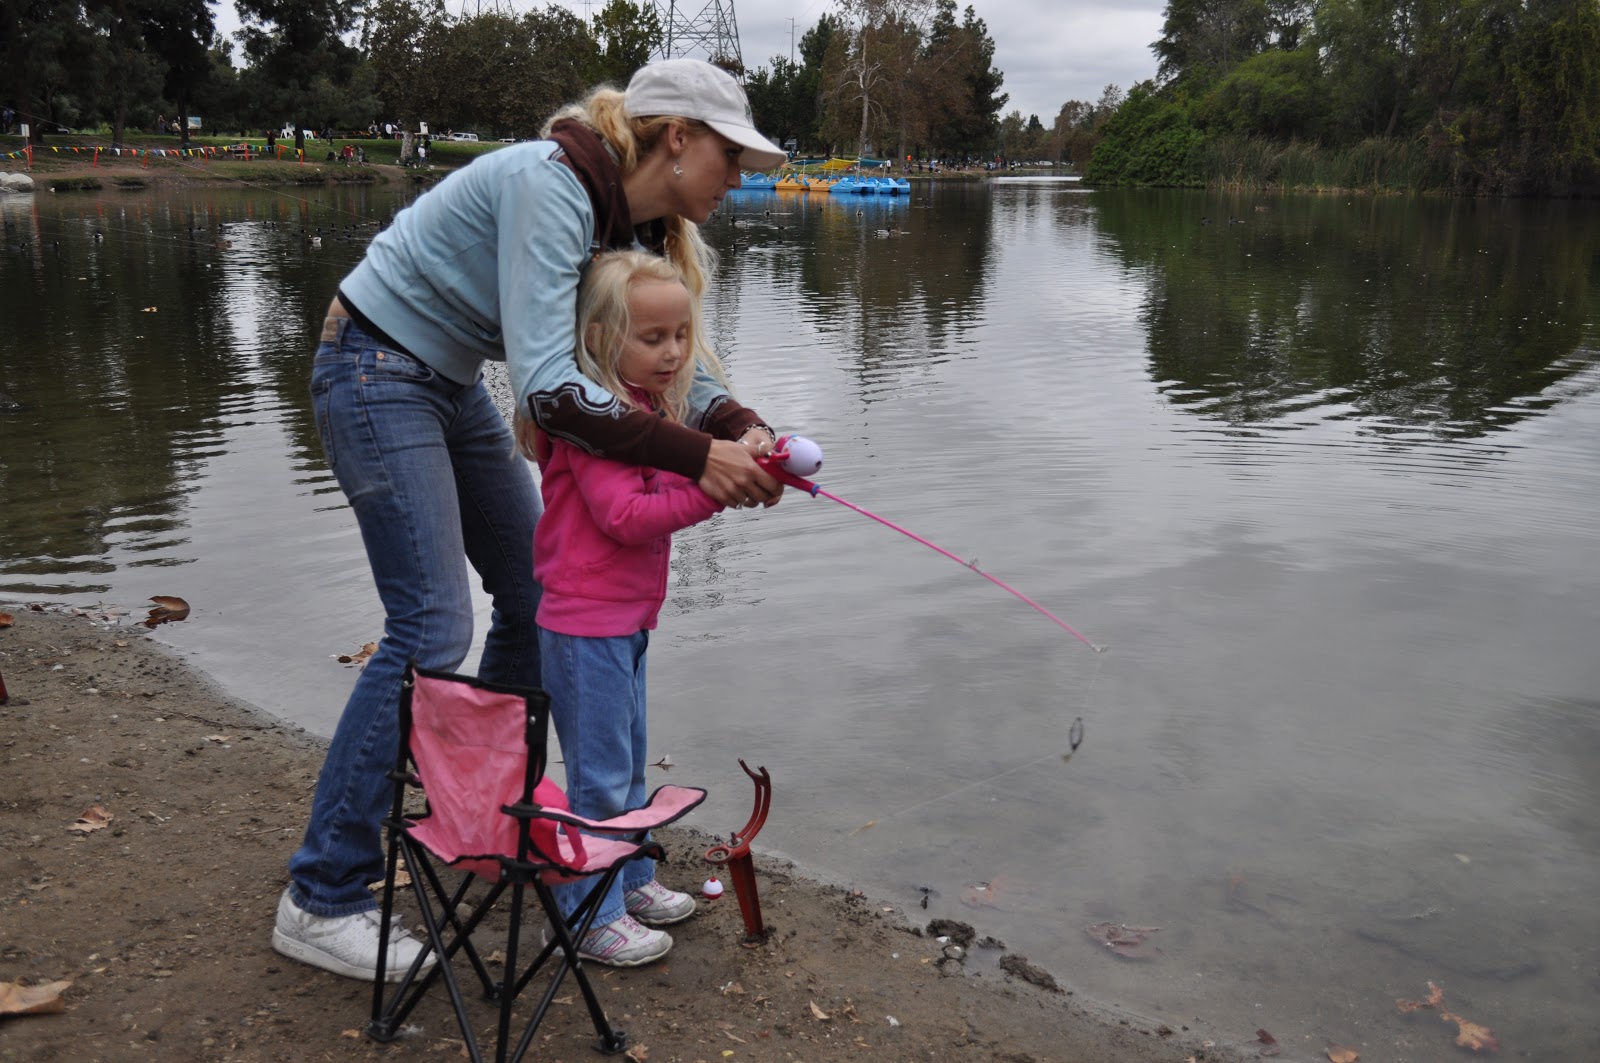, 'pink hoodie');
533,422,723,637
